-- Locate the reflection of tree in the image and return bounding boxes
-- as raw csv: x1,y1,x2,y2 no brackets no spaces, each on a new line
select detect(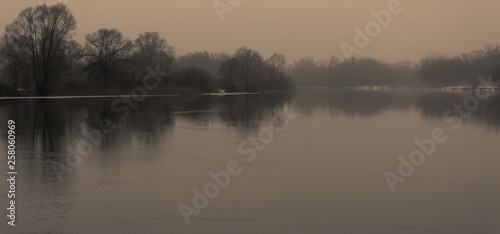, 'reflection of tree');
484,95,500,133
220,92,294,129
3,91,499,165
70,94,290,172
418,92,466,118
292,89,500,132
33,100,55,154
418,92,500,131
161,93,294,129
292,89,419,118
418,91,500,124
82,97,176,154
30,101,73,184
0,100,74,186
2,90,500,190
2,100,70,160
